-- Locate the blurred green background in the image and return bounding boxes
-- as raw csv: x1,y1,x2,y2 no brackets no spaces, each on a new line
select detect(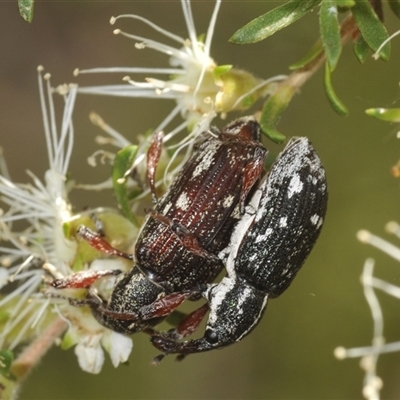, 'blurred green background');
1,1,400,399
